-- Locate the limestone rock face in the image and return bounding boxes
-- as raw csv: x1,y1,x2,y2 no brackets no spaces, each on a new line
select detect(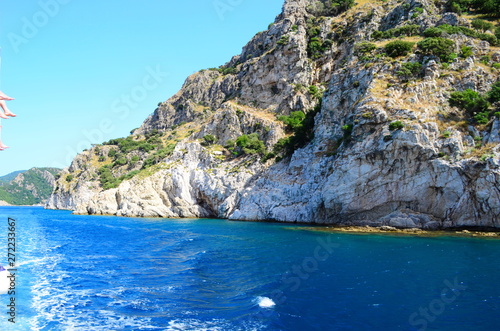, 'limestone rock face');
48,0,500,229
